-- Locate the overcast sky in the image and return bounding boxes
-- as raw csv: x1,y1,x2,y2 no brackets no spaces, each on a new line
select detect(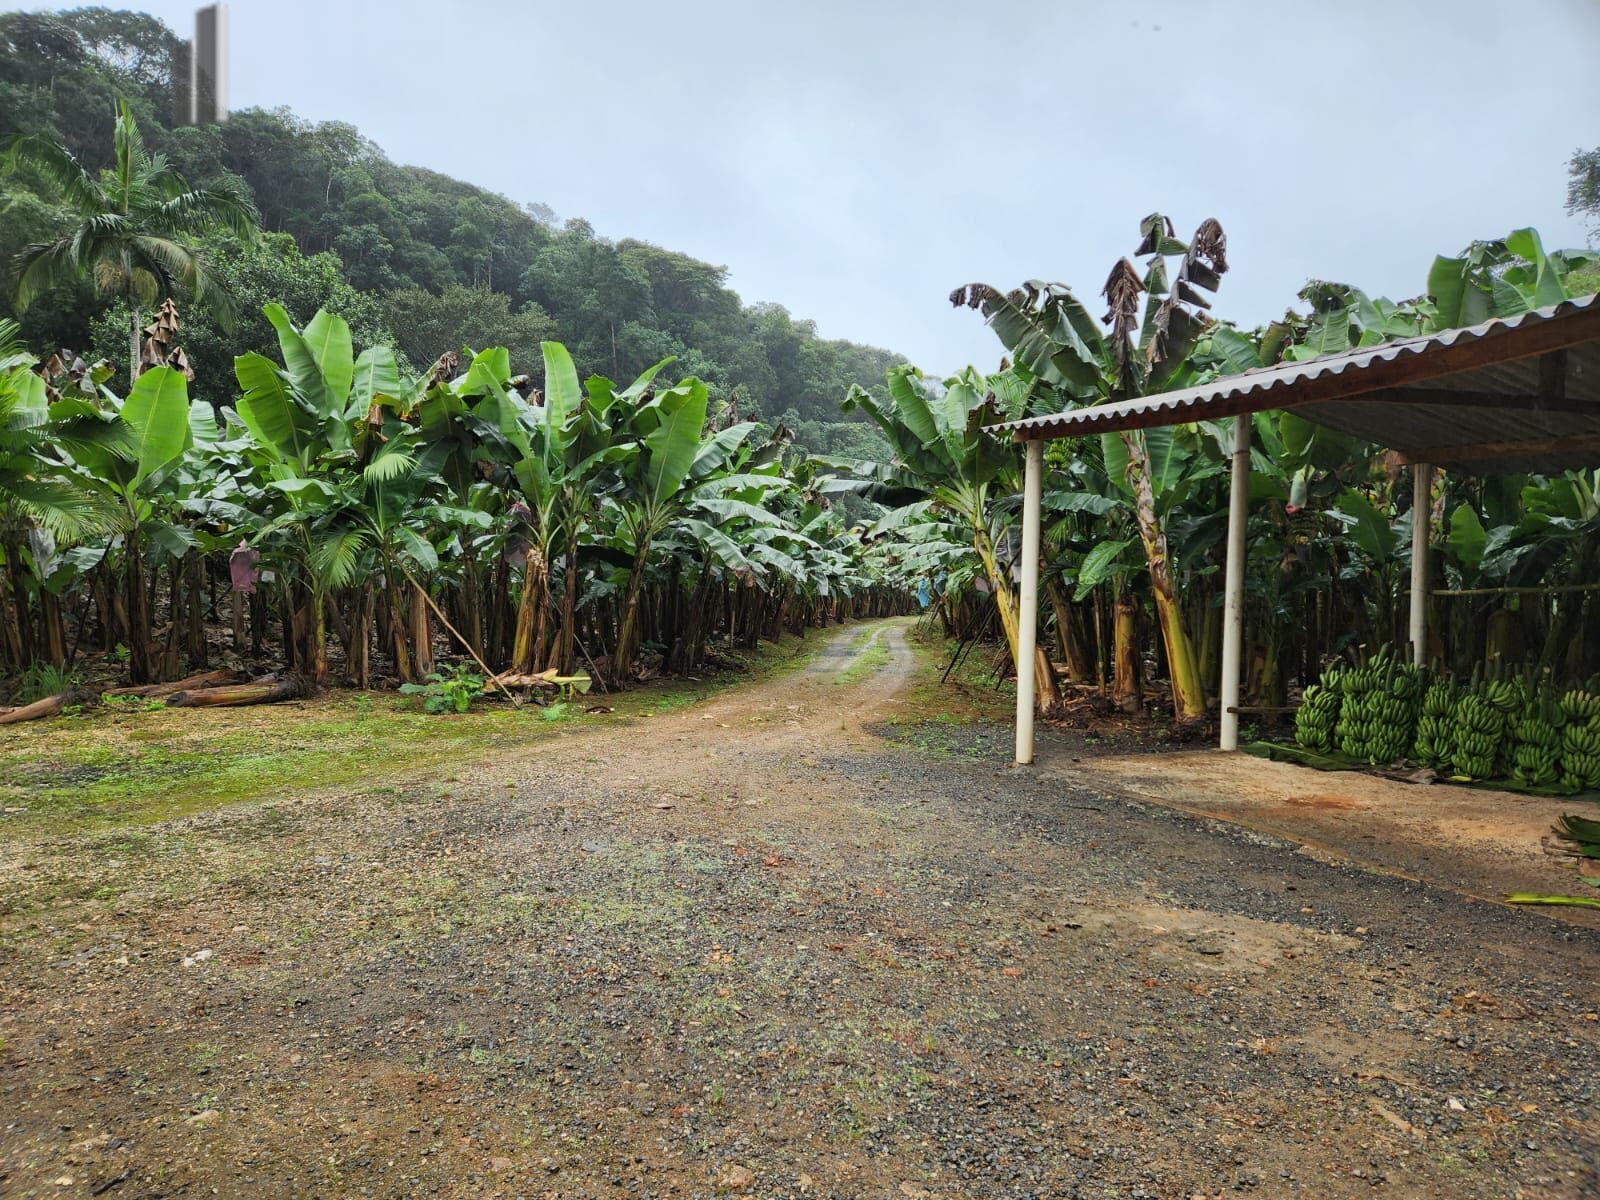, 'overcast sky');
71,0,1600,373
